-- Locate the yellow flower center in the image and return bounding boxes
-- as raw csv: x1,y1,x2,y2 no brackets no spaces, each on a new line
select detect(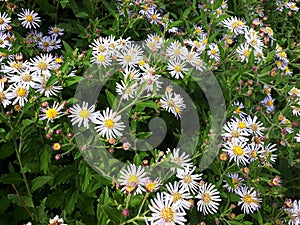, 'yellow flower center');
16,87,27,97
104,119,114,129
174,106,181,113
232,21,239,29
0,18,4,24
211,49,217,55
172,192,182,202
232,178,239,188
279,52,286,58
202,39,208,45
227,39,233,45
231,130,239,138
243,194,252,204
22,74,32,82
161,207,174,222
42,42,49,47
1,52,8,57
125,55,132,62
152,14,158,21
146,182,156,192
98,45,106,52
167,99,174,107
174,48,181,56
53,27,59,33
46,108,58,119
237,121,247,129
233,145,243,156
25,15,34,22
194,41,200,48
183,174,192,184
97,54,106,62
251,124,258,132
244,50,251,58
172,157,182,165
38,61,48,70
267,100,273,106
174,65,182,72
202,193,212,204
235,107,241,114
128,174,139,184
56,58,63,63
79,109,89,118
13,62,23,70
0,91,5,101
0,40,3,44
